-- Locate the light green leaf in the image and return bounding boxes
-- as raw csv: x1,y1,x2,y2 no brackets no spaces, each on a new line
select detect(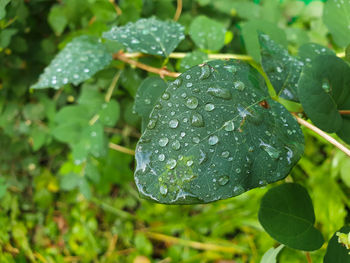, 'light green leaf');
241,19,287,62
323,0,350,47
179,50,208,72
189,15,226,51
213,0,261,20
48,5,68,36
259,183,324,251
0,28,17,48
31,36,112,89
260,245,284,263
99,100,120,127
298,55,350,143
324,226,350,263
259,34,303,102
103,17,185,57
0,0,10,20
134,60,304,204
